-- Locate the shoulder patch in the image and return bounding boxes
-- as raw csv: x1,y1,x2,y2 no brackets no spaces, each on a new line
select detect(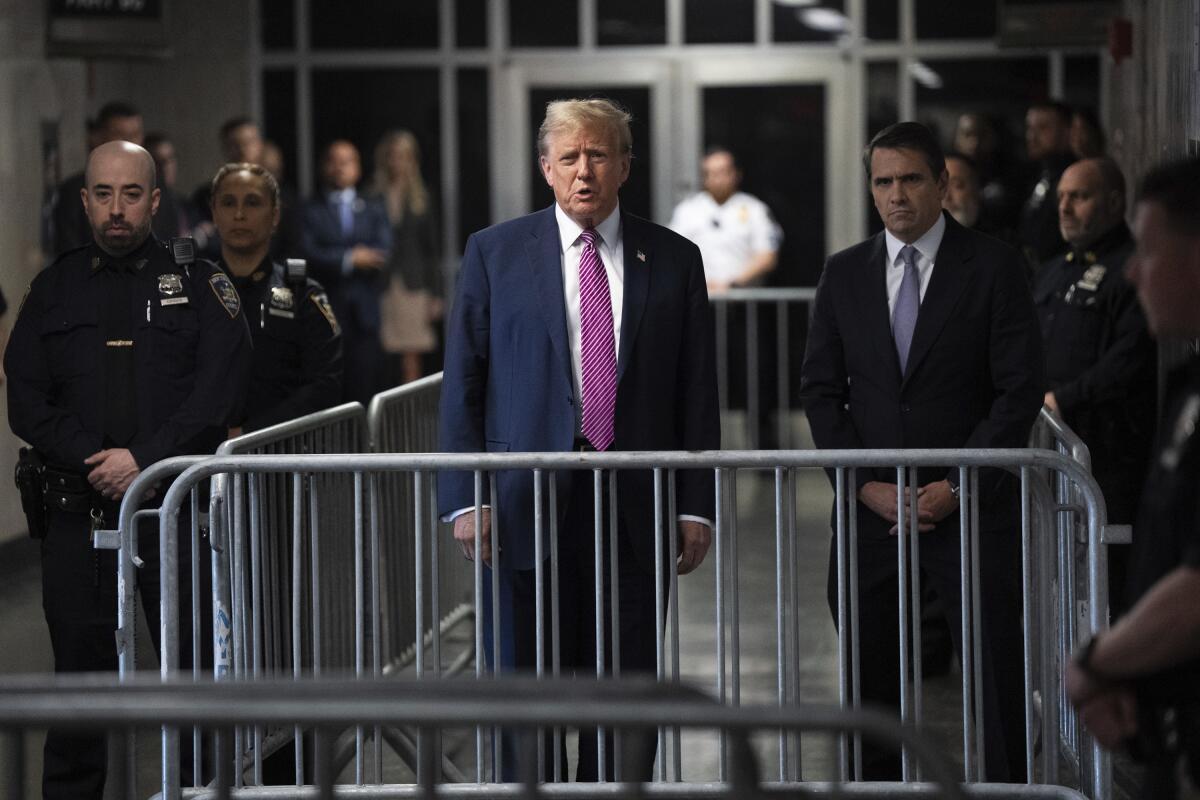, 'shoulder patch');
310,291,340,335
209,273,241,318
